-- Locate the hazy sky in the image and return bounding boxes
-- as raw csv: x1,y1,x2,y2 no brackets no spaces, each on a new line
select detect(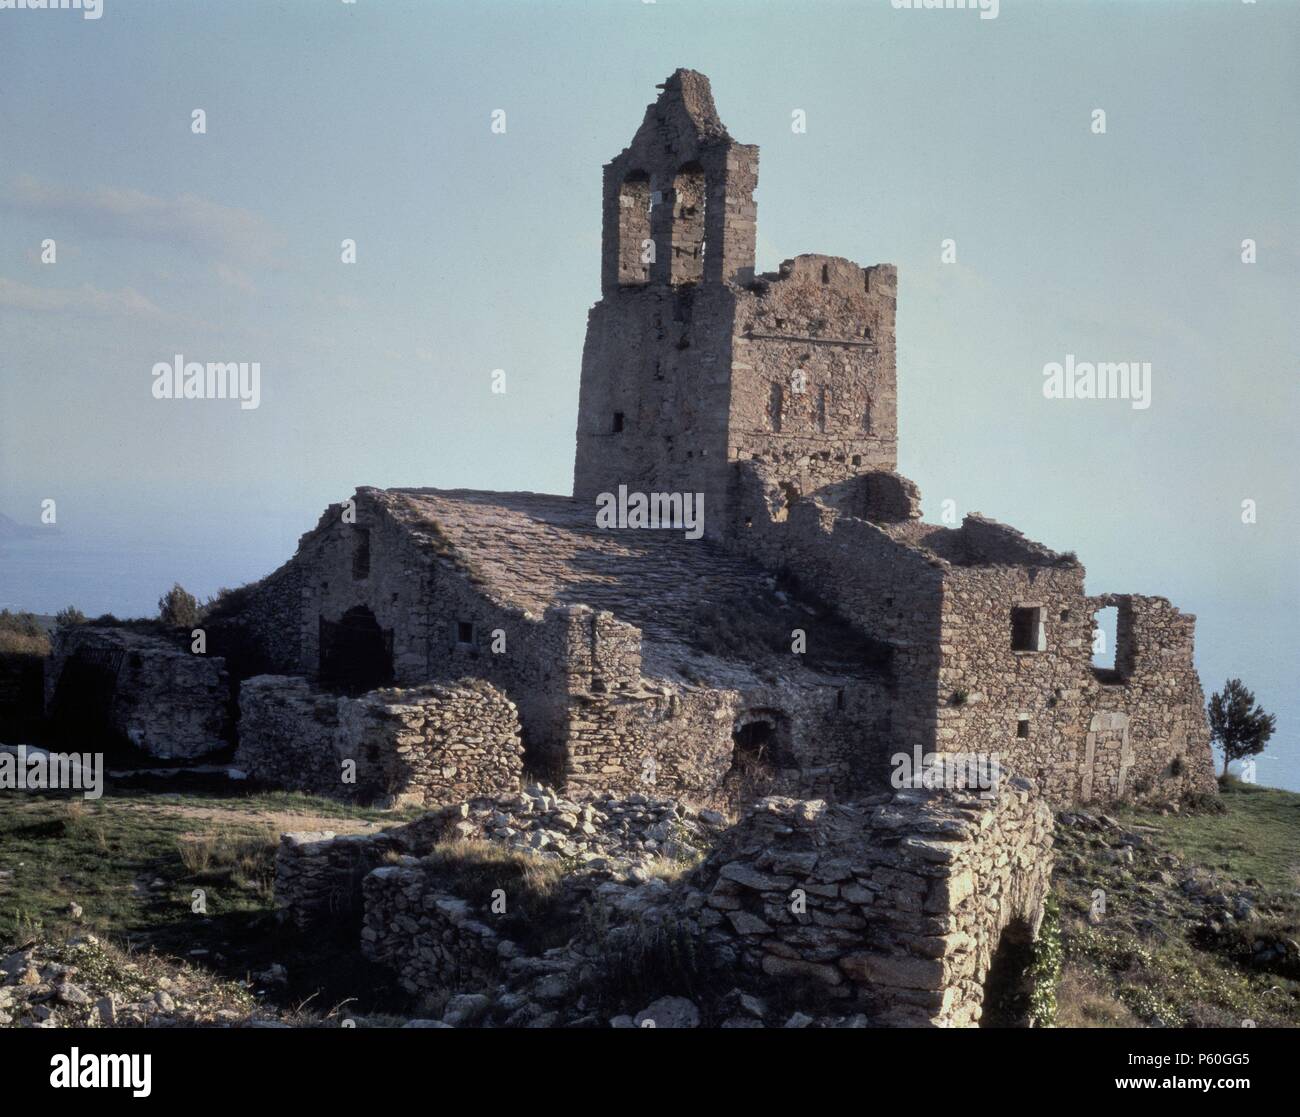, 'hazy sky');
0,1,1296,785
